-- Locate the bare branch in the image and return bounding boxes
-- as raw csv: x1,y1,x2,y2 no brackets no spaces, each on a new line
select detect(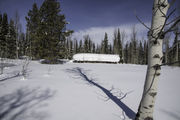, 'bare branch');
135,14,151,30
161,61,180,66
163,16,180,35
166,16,180,26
